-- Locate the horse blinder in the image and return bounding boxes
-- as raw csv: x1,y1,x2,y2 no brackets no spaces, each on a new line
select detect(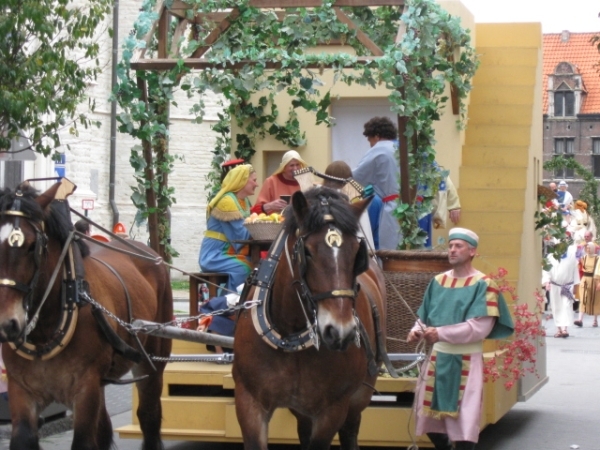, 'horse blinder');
353,238,369,277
